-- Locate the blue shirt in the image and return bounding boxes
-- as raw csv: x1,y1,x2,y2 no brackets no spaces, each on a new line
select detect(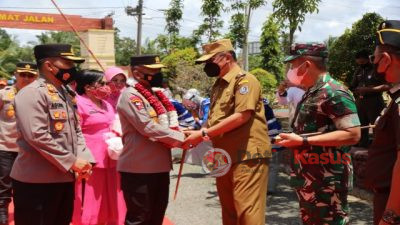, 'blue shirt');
263,99,284,151
171,99,196,128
